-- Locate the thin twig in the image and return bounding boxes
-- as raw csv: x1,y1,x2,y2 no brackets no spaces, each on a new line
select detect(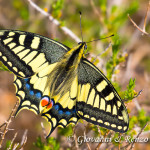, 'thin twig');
143,1,150,33
95,130,110,150
133,99,141,111
129,123,148,150
27,0,80,43
84,125,91,150
120,123,148,150
128,14,149,35
0,123,6,129
0,100,19,148
133,90,143,111
96,126,102,136
134,89,143,99
73,124,79,150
